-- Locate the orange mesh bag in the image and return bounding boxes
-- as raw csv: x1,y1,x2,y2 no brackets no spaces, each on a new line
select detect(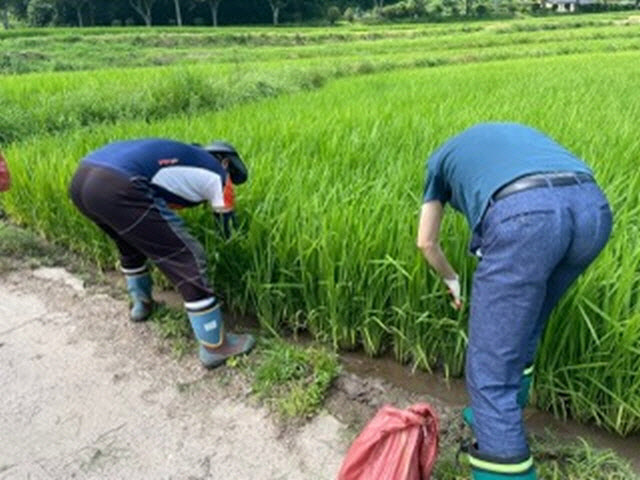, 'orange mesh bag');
338,403,439,480
0,152,10,192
